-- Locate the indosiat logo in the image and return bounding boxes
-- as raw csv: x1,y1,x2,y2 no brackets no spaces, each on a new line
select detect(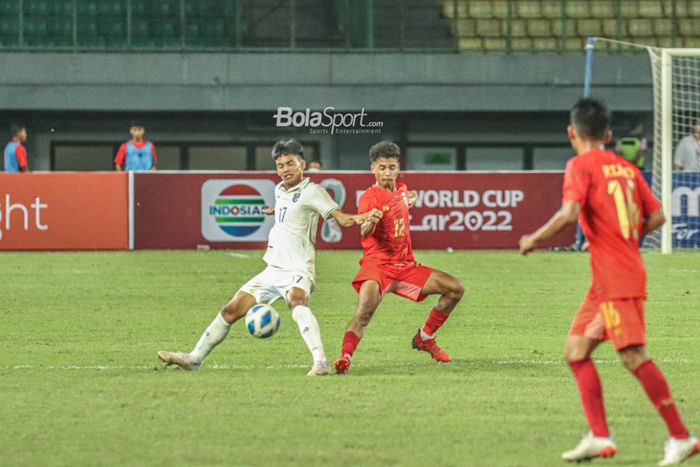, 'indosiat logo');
201,179,275,242
209,184,267,237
